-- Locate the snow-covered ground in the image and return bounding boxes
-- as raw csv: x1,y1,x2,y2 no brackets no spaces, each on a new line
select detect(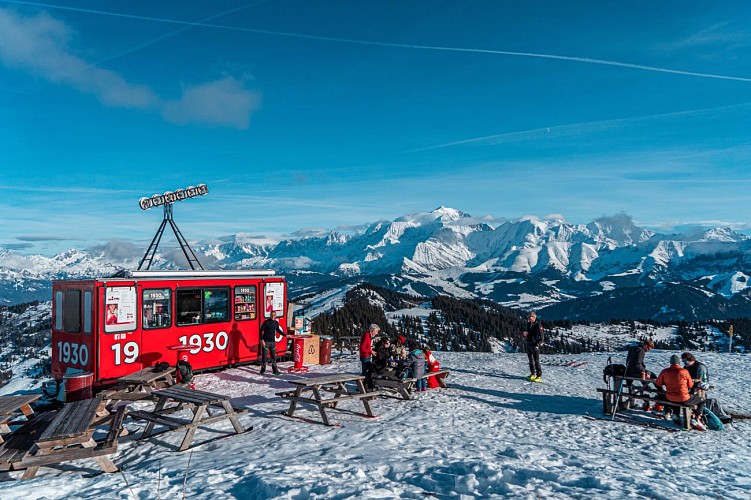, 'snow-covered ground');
2,350,750,499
